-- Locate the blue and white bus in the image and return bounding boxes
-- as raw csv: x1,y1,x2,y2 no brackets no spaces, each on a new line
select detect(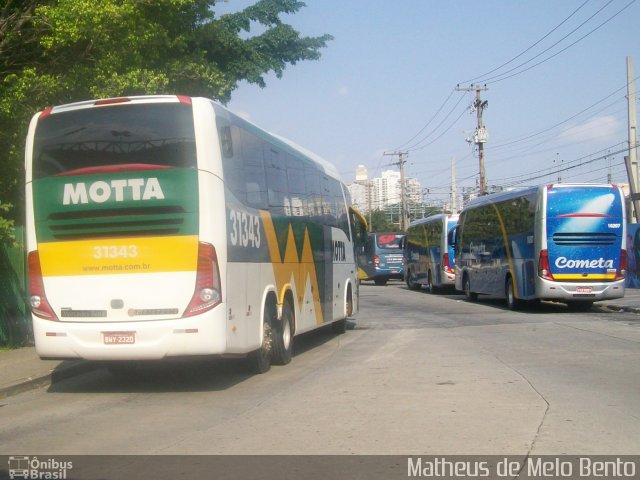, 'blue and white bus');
404,214,458,292
452,184,626,310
